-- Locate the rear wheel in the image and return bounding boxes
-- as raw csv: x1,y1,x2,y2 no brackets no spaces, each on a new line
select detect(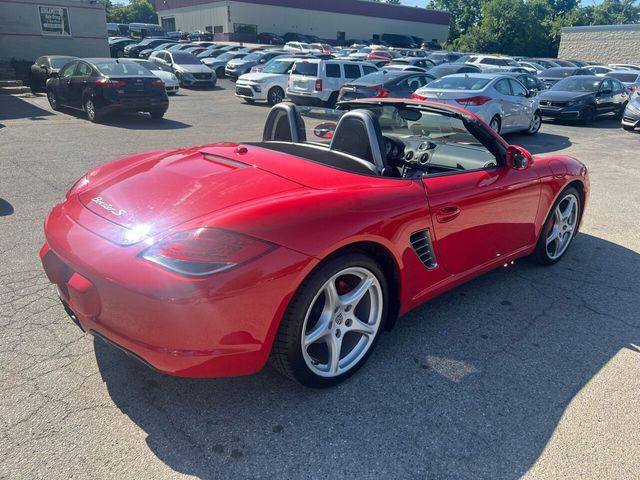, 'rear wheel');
531,187,581,265
489,115,501,134
84,97,100,122
271,253,388,388
150,110,165,120
267,86,285,105
325,92,339,109
215,67,225,78
523,110,541,135
46,88,59,110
